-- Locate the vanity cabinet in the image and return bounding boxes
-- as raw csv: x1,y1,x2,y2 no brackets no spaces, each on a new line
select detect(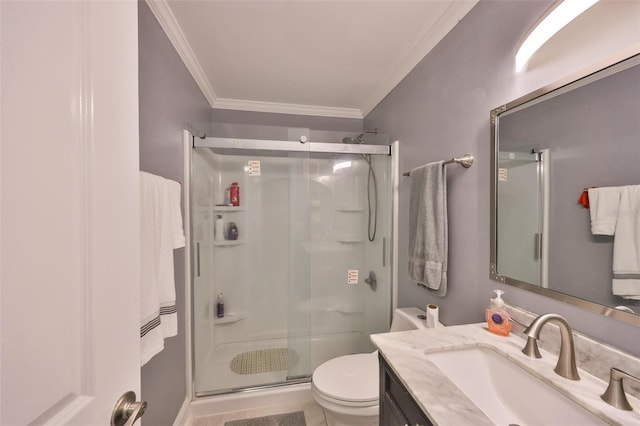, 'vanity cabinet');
379,354,432,426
